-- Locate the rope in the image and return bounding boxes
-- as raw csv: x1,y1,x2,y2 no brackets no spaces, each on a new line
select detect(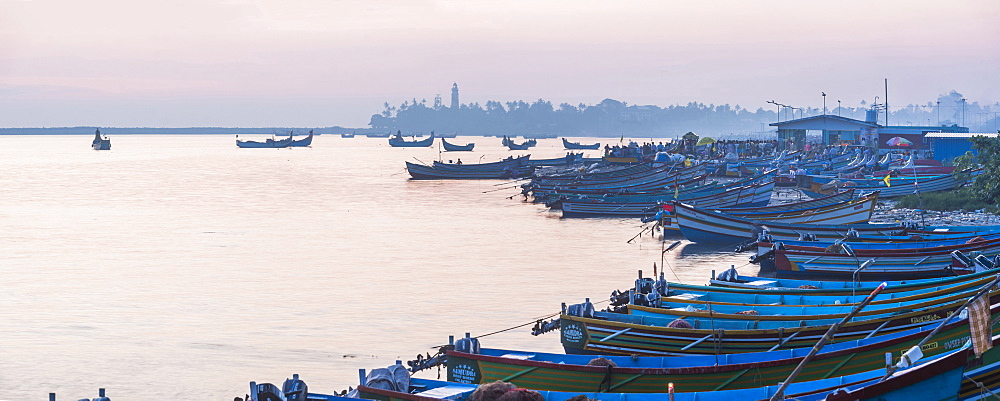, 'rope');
429,297,613,346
